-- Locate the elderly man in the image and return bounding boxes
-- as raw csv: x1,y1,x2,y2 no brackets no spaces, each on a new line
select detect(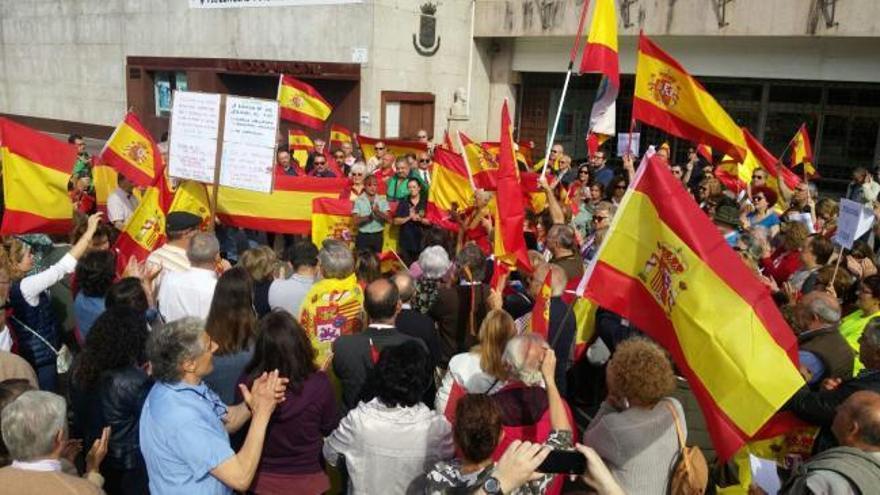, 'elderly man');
392,271,441,369
157,232,223,322
107,175,138,230
786,318,880,453
147,211,201,275
792,291,855,387
308,153,336,178
268,240,318,318
778,391,880,494
535,143,564,173
332,278,423,411
0,391,108,493
353,175,391,254
386,156,425,201
276,147,298,176
366,140,387,173
547,224,584,281
300,240,365,366
416,151,432,186
139,318,287,494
